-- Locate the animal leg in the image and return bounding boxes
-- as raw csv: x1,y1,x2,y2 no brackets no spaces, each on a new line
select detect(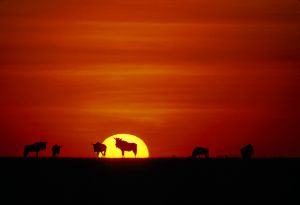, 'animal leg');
24,149,28,158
